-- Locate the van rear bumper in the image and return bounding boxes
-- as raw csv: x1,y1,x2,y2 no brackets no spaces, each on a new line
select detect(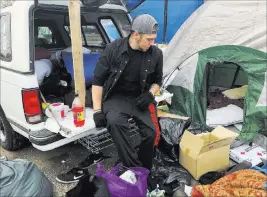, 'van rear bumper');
9,118,64,146
29,129,63,146
9,118,105,151
31,128,104,151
